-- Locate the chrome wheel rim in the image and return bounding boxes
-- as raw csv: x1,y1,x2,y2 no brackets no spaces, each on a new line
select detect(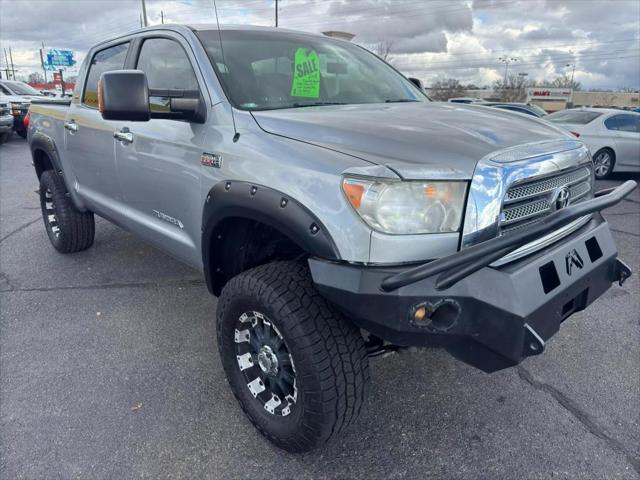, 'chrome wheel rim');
594,152,611,177
43,189,60,238
235,311,297,416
